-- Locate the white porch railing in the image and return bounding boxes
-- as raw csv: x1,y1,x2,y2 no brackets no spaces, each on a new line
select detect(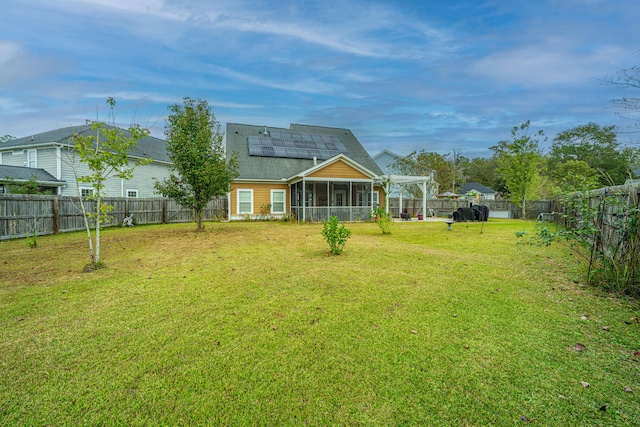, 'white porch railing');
291,206,373,222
